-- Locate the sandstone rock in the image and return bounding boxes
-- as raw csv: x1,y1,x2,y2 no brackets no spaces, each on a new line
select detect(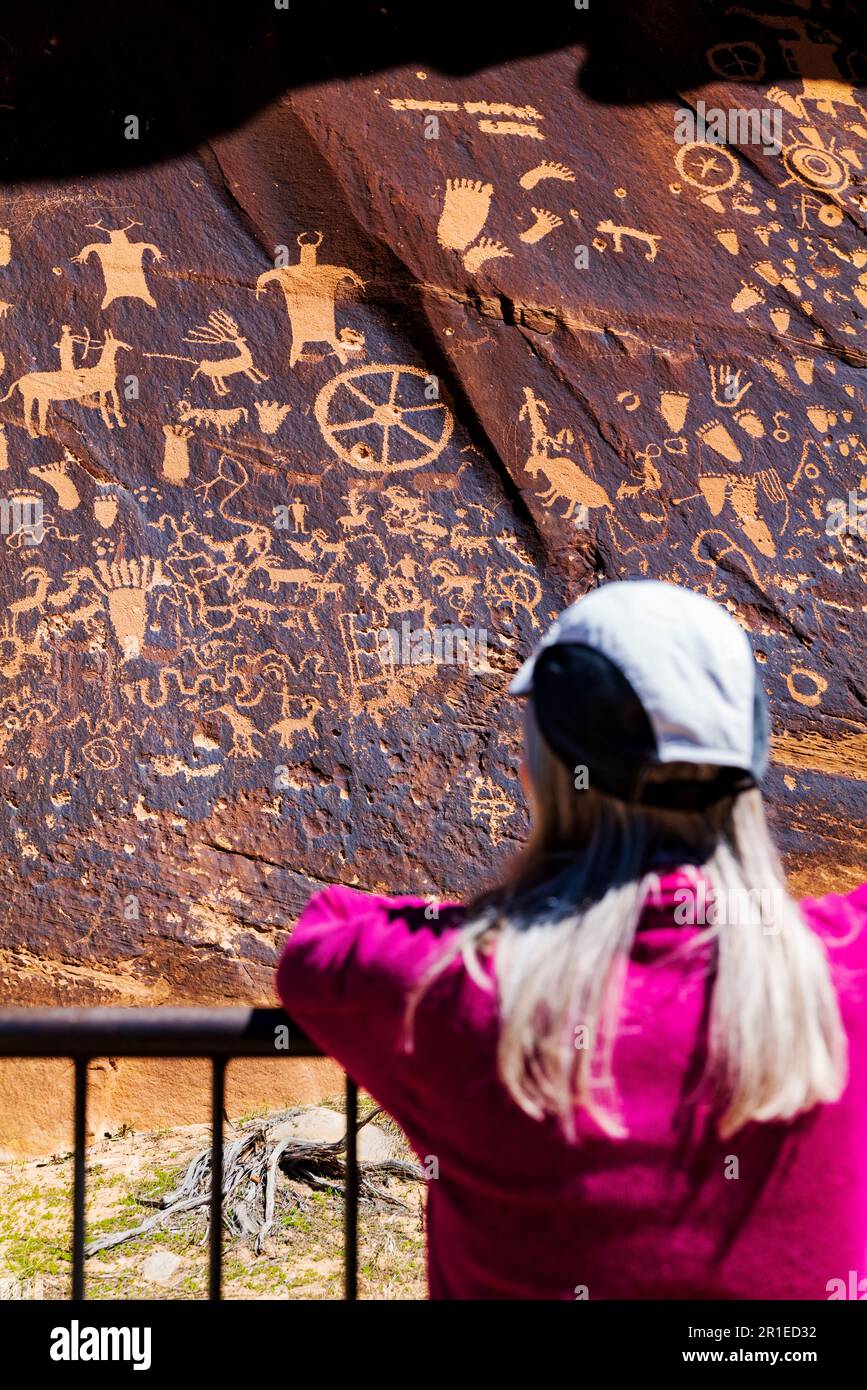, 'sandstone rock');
0,1276,44,1299
0,3,864,1152
140,1250,182,1285
270,1107,397,1163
